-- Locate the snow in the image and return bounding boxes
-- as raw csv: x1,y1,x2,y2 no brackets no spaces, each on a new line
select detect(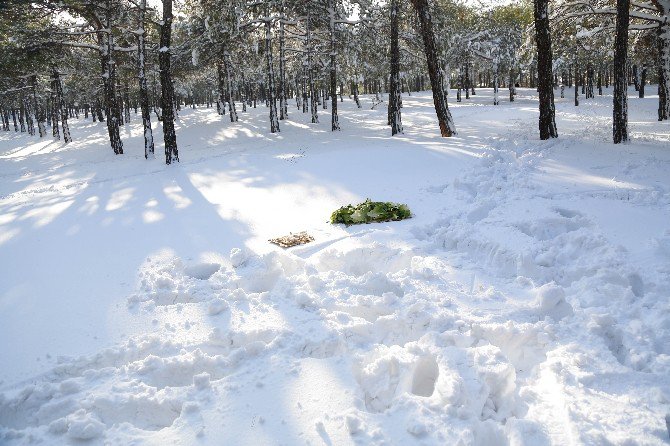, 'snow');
1,87,669,445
